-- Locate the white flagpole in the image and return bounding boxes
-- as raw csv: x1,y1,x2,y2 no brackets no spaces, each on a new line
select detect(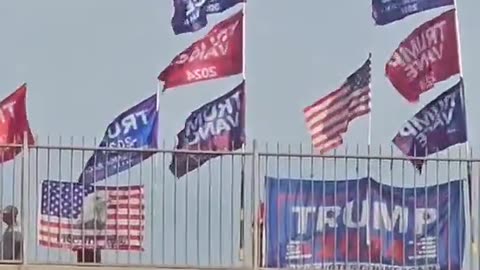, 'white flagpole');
451,2,476,259
239,1,247,263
